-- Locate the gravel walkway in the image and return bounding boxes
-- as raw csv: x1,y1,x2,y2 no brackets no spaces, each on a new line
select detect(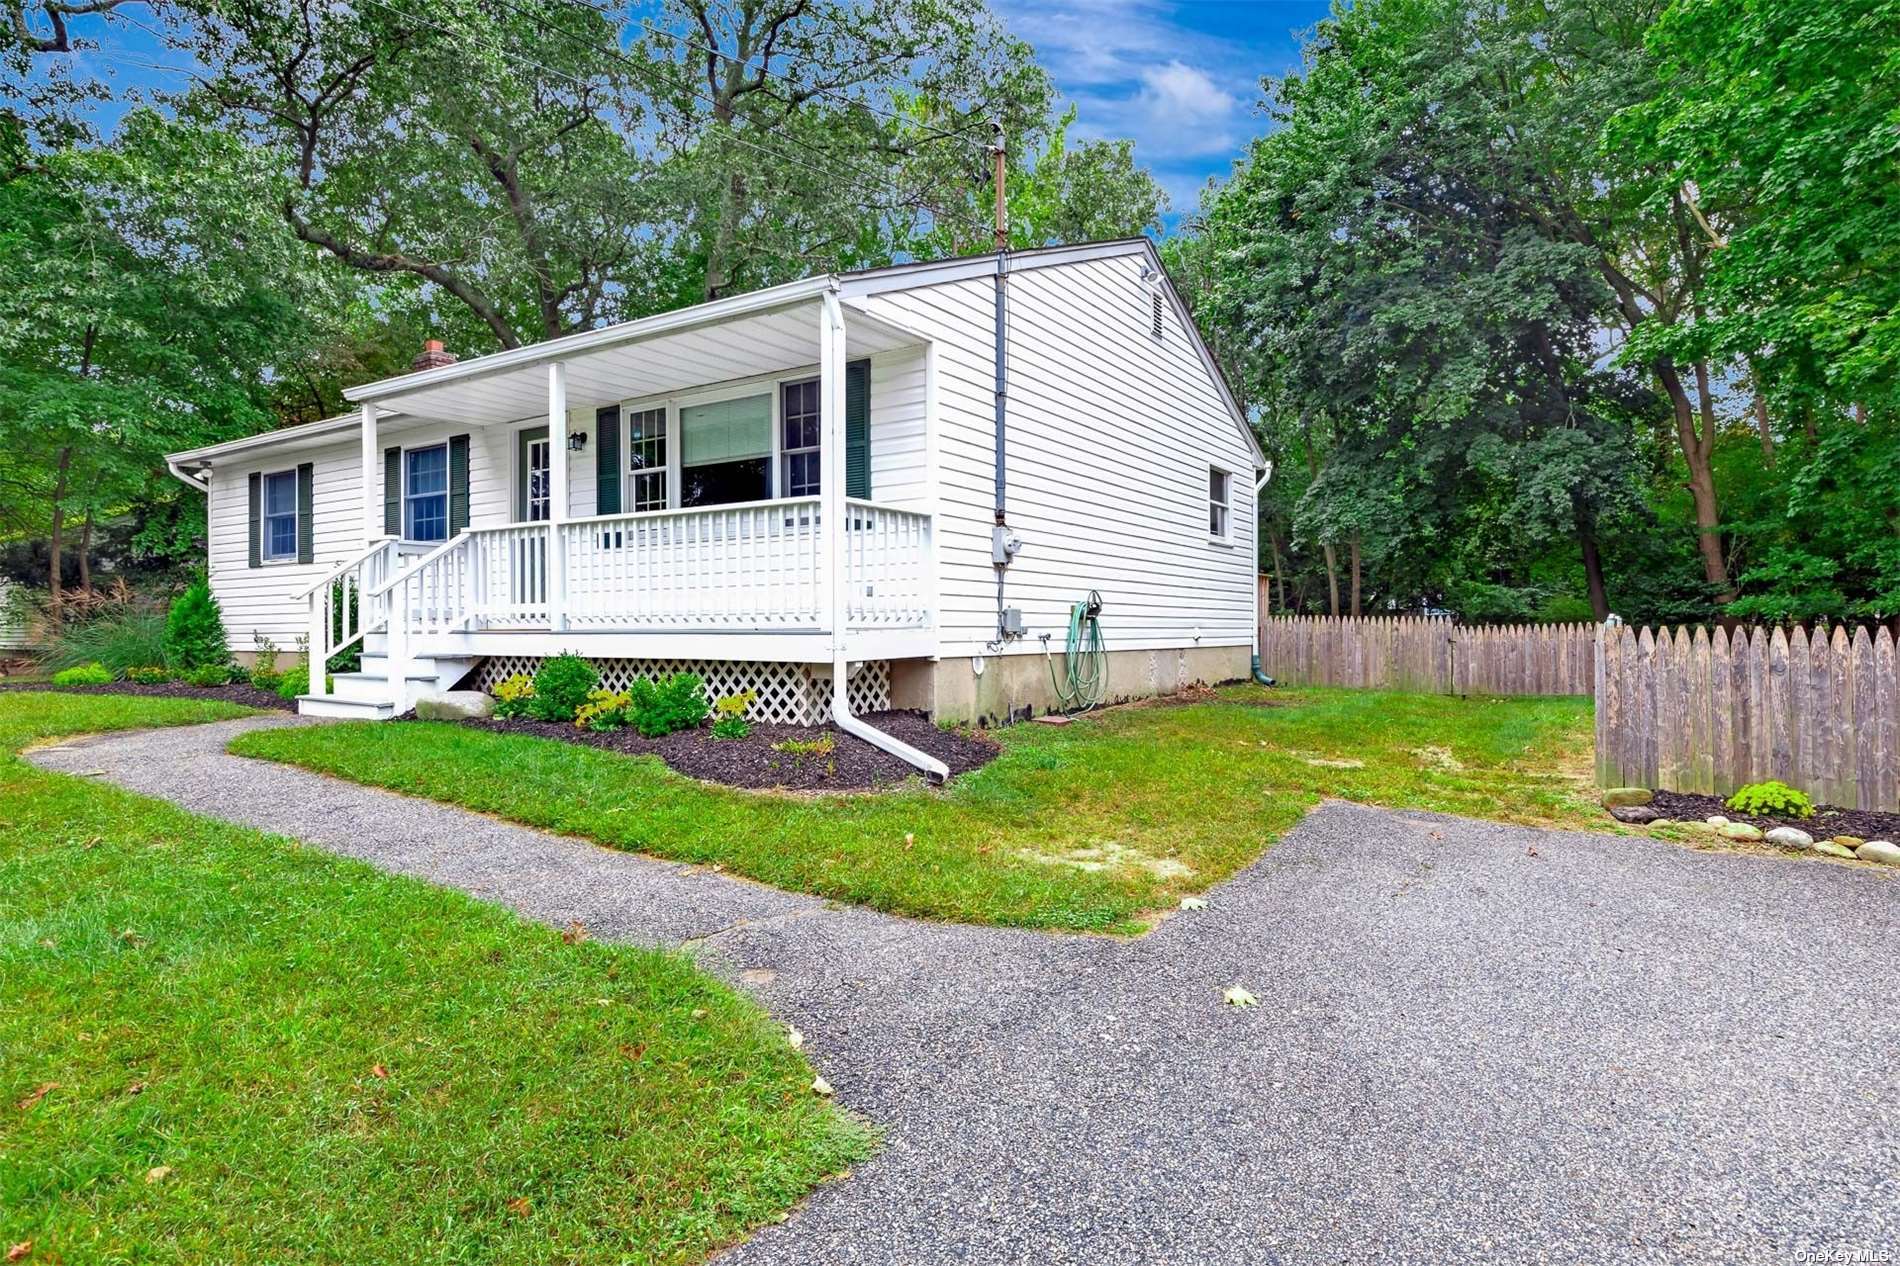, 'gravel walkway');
28,716,1900,1265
